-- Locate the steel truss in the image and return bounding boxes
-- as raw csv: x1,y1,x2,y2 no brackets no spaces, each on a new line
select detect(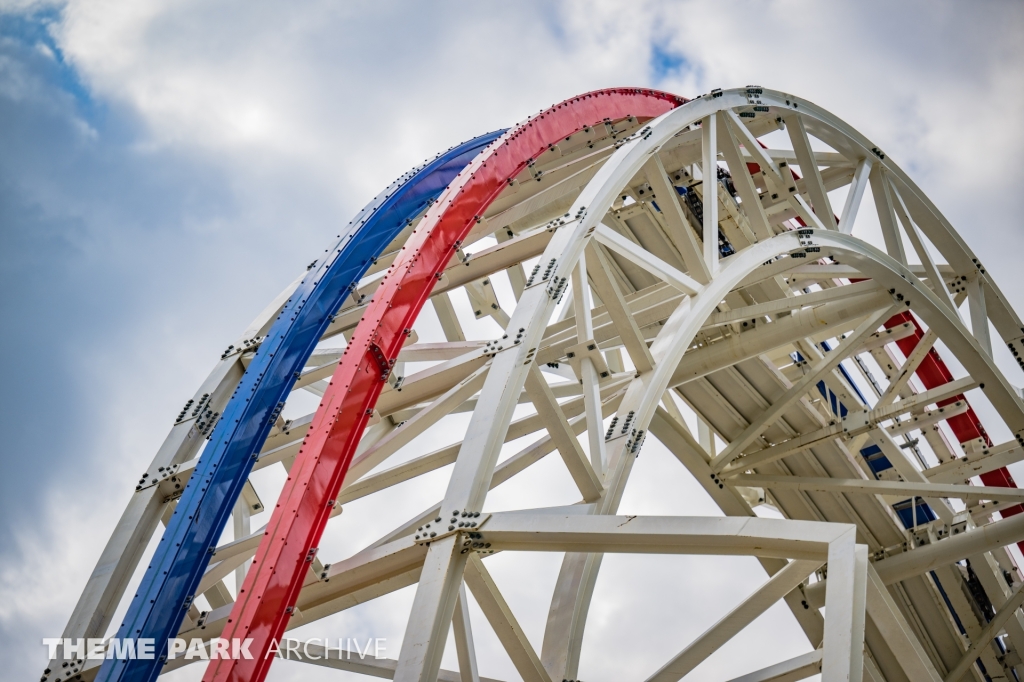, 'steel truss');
54,86,1024,682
